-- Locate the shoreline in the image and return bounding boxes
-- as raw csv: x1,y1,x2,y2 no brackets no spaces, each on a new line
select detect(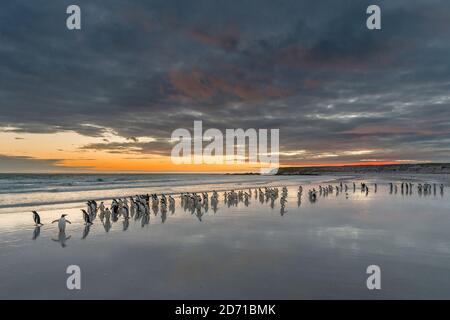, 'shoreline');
1,172,449,215
0,175,339,214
